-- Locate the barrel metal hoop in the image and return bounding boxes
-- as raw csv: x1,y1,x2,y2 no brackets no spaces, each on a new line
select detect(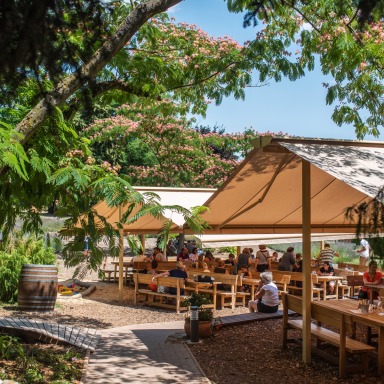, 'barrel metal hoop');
20,269,58,273
18,295,57,299
19,279,58,282
19,274,58,278
22,264,58,268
